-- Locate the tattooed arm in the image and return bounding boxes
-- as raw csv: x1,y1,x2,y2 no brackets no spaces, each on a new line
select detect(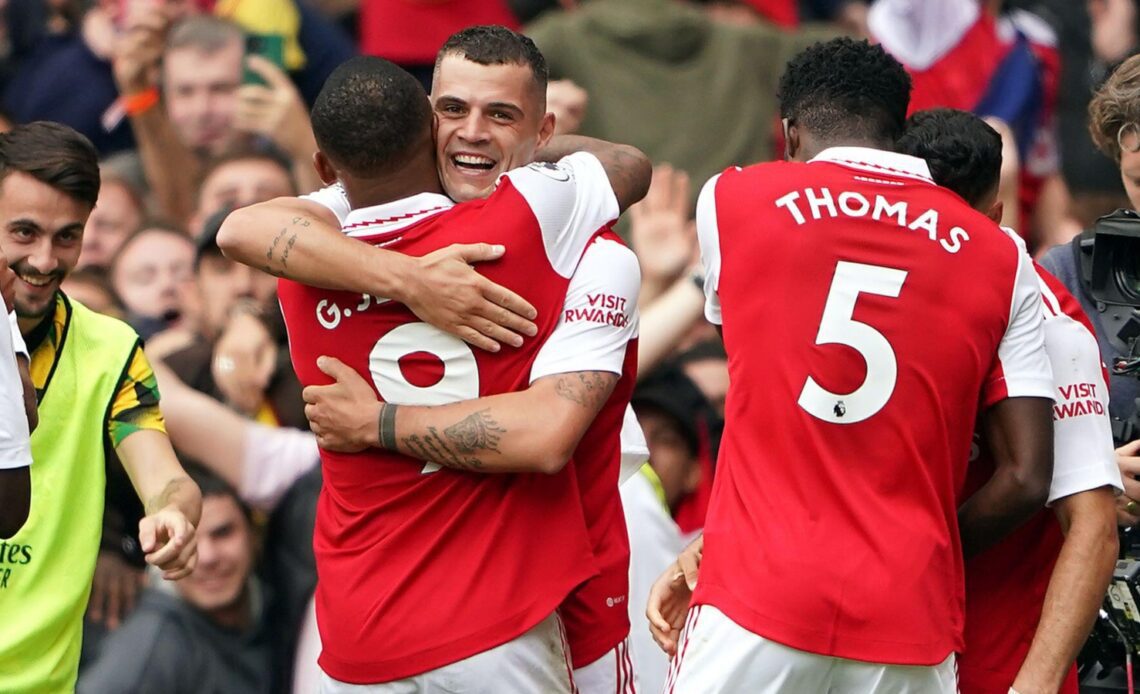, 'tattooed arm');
216,196,538,352
533,135,651,213
303,357,618,474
